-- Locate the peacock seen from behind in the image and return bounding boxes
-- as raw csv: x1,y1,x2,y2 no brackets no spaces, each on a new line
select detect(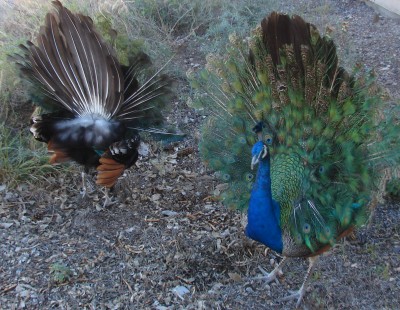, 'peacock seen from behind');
191,12,399,306
13,1,173,204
